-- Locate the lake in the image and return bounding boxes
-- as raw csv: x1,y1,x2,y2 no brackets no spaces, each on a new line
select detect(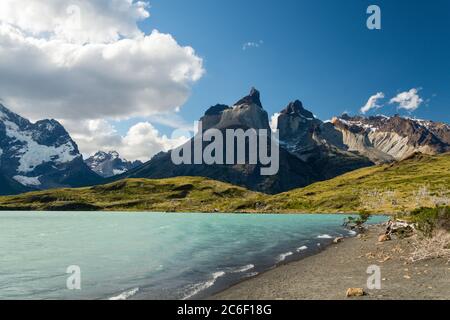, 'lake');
0,212,387,300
